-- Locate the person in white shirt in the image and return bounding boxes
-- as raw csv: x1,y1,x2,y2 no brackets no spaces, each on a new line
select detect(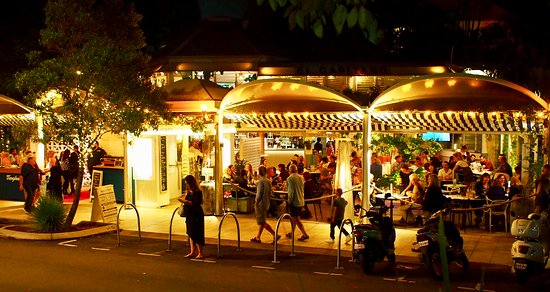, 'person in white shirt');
438,161,454,182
